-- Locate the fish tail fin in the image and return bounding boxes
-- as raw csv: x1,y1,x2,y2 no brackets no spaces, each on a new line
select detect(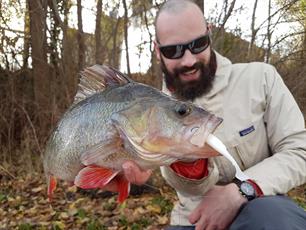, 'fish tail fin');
47,175,57,201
